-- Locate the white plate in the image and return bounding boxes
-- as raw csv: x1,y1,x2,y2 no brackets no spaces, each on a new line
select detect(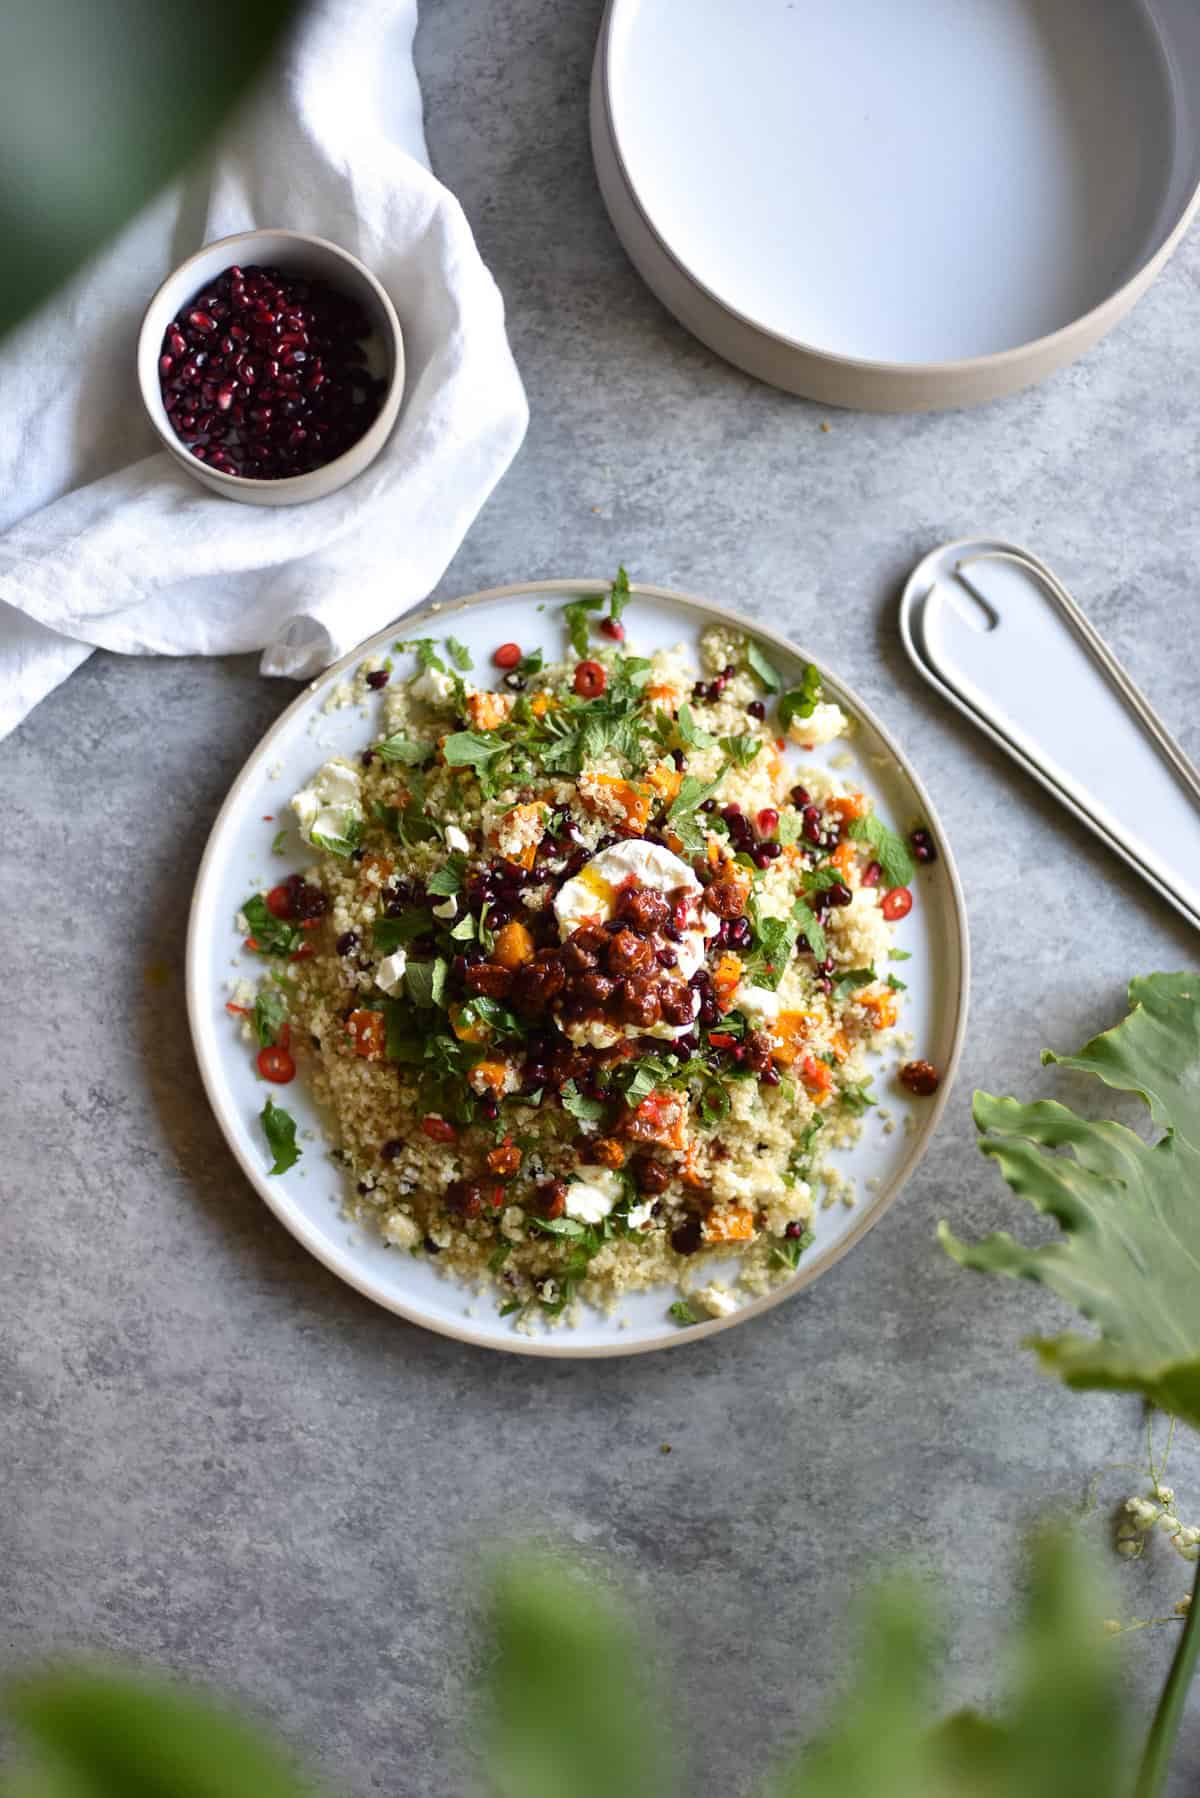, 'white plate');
187,581,969,1355
593,0,1200,410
